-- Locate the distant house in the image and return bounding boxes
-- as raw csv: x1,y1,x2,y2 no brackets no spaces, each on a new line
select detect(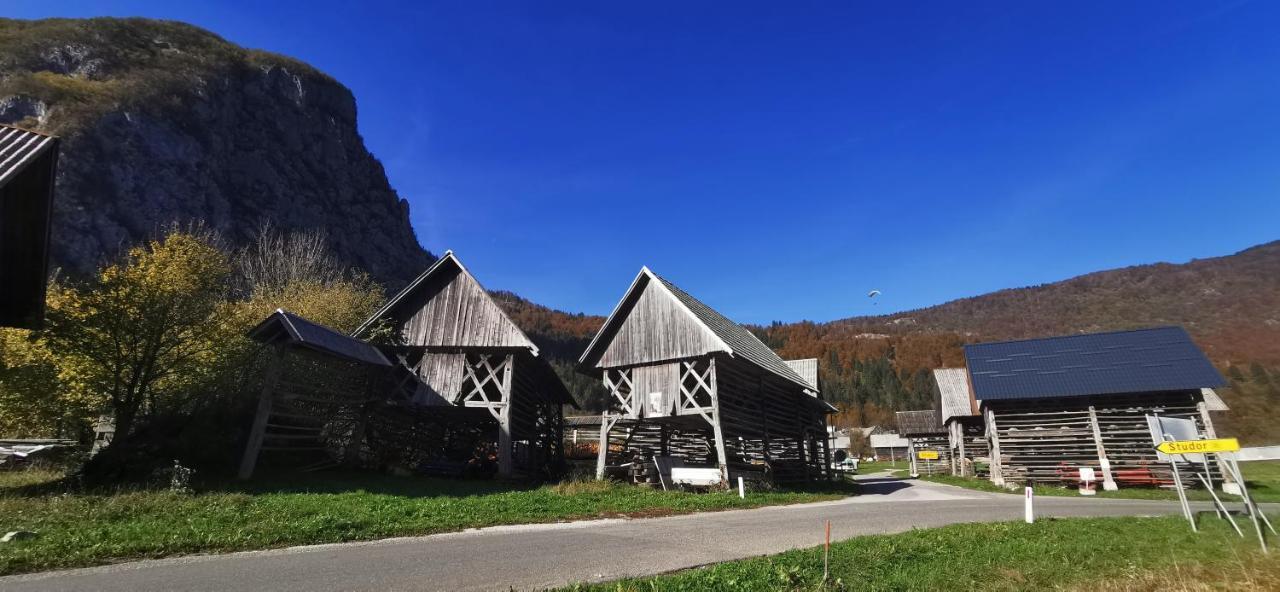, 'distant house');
0,125,59,329
933,368,988,477
578,267,833,485
896,410,949,477
869,432,909,462
967,326,1230,490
